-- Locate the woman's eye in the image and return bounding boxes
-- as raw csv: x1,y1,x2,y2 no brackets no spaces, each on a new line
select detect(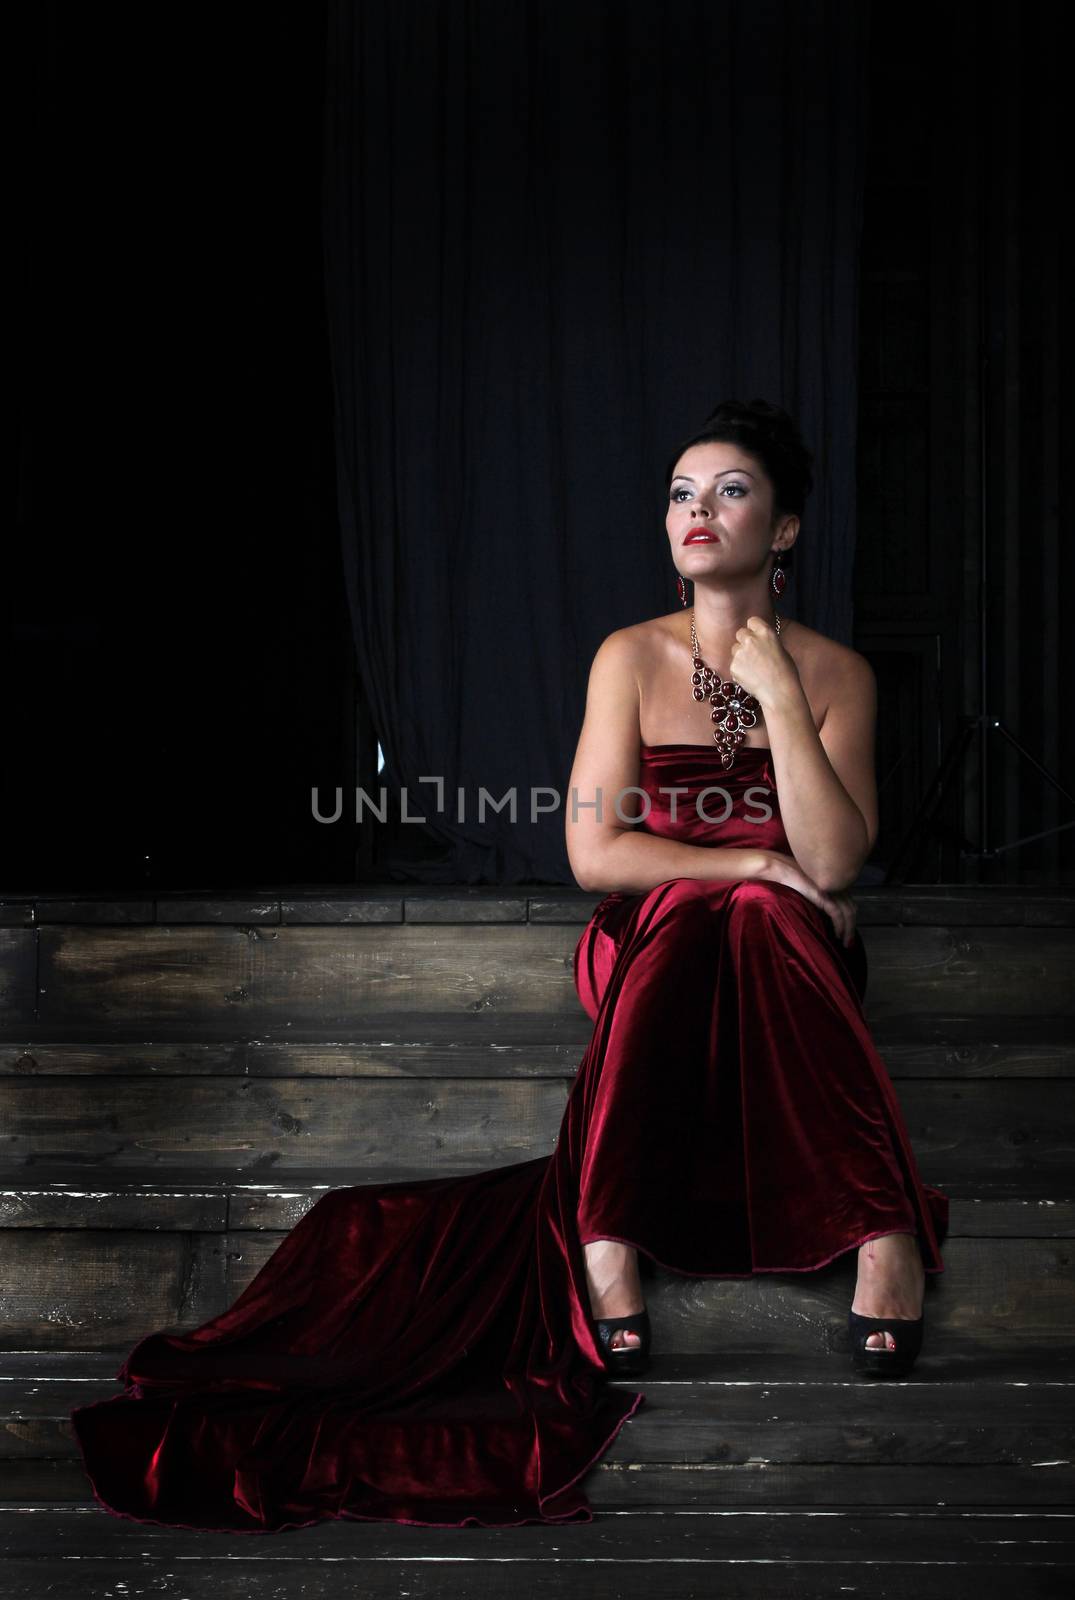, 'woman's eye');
671,483,747,503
